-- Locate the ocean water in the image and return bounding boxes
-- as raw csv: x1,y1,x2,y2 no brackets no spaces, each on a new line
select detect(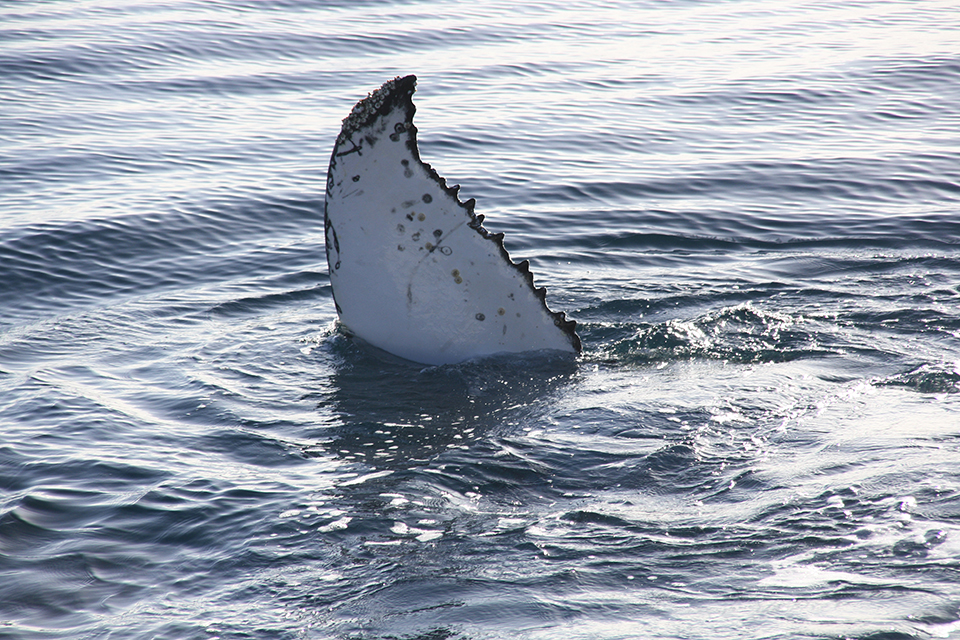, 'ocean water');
2,0,960,638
